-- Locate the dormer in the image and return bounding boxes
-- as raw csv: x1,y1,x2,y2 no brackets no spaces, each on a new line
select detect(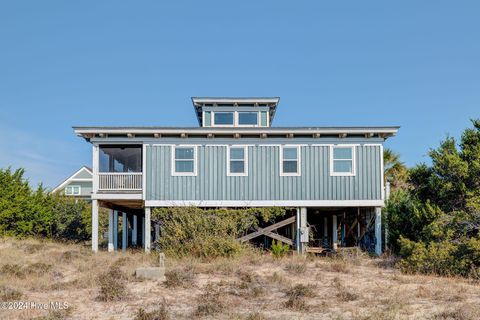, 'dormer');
192,97,279,127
